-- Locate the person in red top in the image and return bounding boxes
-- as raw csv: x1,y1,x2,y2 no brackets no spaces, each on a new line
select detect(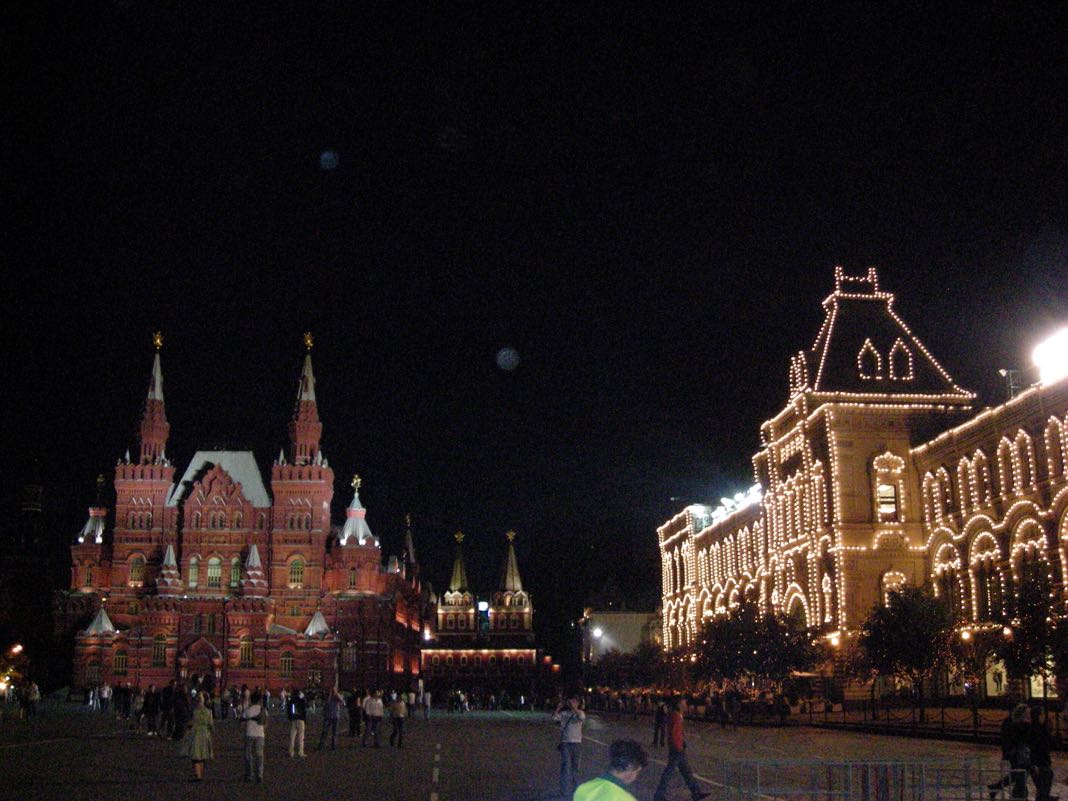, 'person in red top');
652,698,710,801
